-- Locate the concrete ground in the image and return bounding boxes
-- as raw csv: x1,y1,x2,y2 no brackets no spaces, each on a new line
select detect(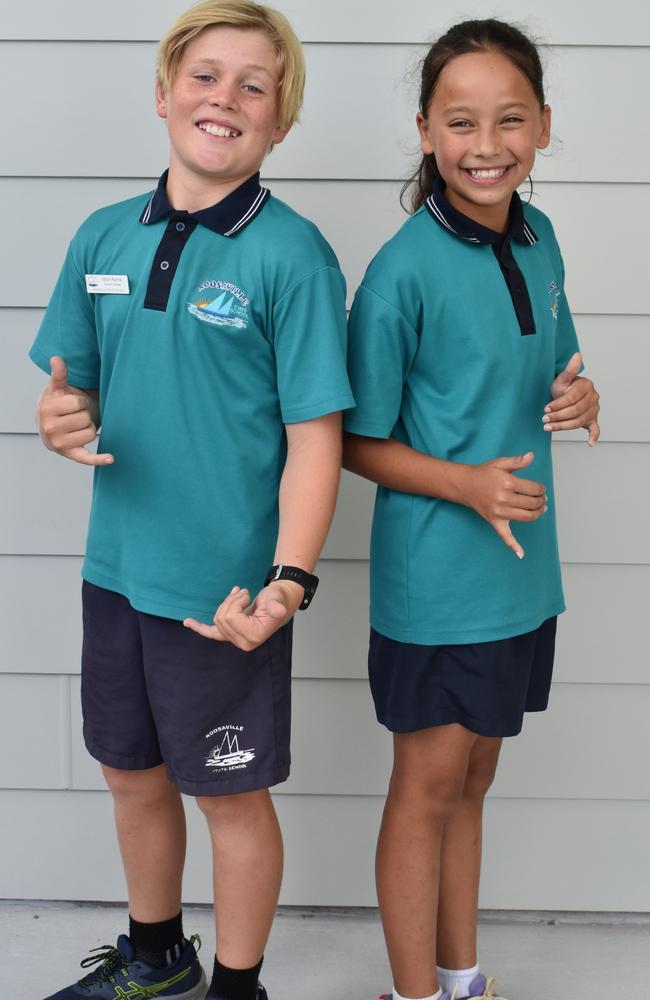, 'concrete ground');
2,901,649,999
